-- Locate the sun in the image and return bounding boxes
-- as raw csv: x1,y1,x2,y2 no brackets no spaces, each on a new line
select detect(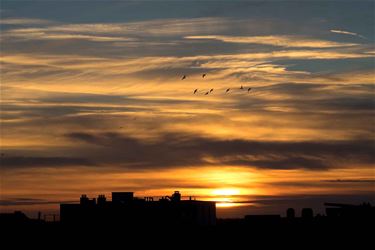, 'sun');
212,188,243,208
